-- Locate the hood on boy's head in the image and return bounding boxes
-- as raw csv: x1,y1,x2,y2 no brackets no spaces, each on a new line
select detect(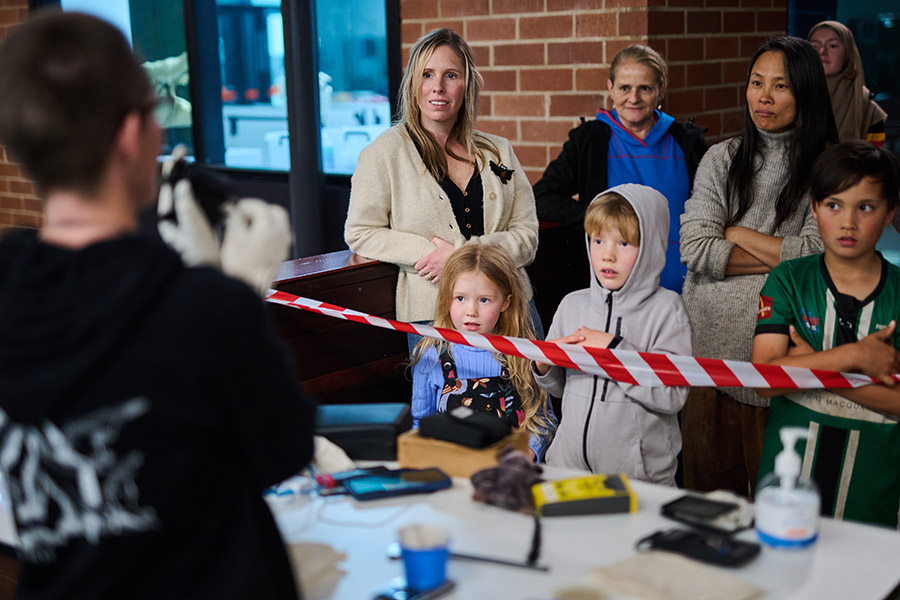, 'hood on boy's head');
585,183,669,306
